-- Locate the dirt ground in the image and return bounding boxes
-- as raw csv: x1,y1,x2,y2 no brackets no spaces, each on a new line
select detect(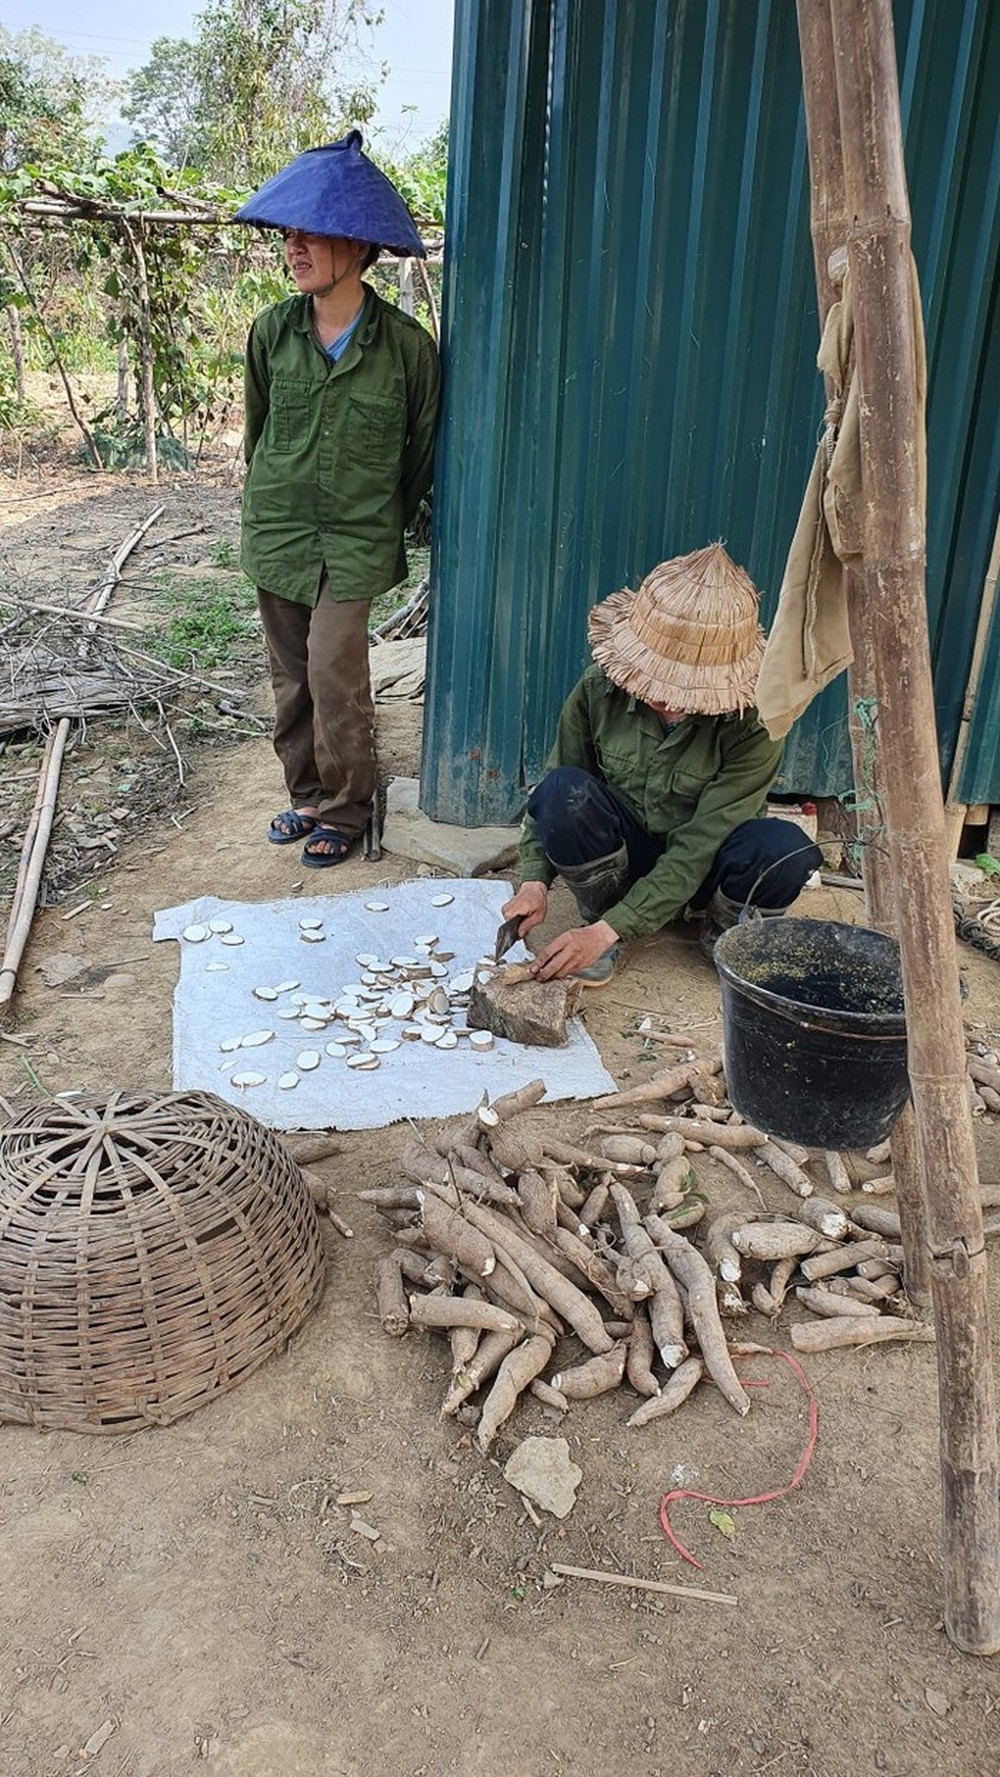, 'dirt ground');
2,467,1000,1777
